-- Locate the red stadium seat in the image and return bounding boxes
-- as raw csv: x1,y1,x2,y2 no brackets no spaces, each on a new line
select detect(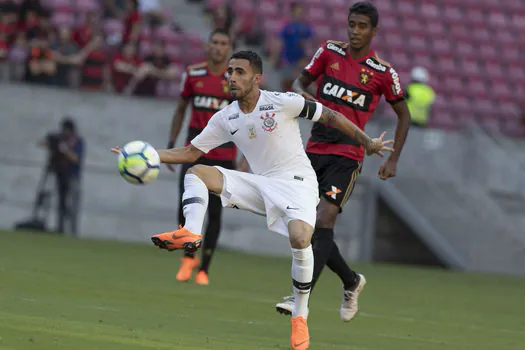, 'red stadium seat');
466,79,489,99
488,12,508,28
443,76,465,94
420,3,440,19
455,41,476,59
464,8,486,27
430,38,453,57
459,58,481,77
442,6,463,23
491,81,513,101
426,22,445,37
397,0,417,17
